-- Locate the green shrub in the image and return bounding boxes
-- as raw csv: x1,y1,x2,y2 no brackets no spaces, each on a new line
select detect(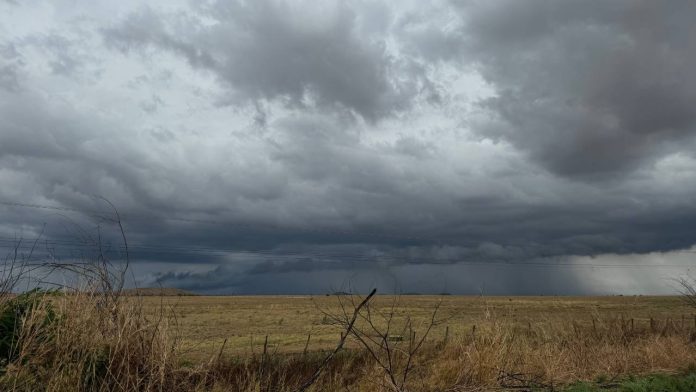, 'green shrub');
563,372,696,392
0,289,57,370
